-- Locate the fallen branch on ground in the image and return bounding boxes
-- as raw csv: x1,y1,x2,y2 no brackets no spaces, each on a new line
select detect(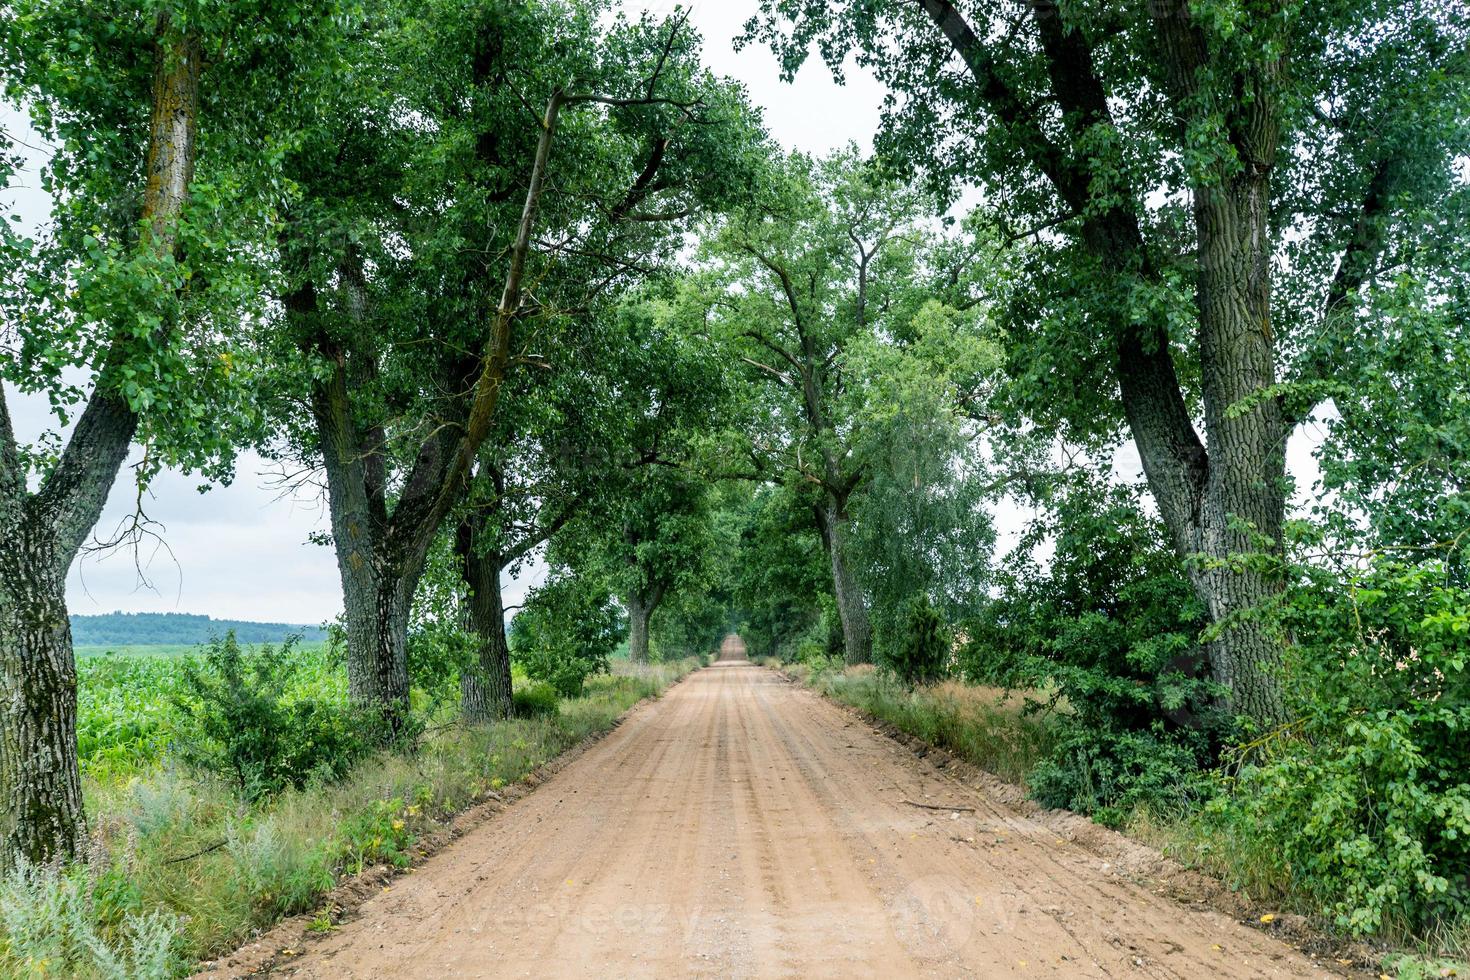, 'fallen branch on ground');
899,799,976,813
